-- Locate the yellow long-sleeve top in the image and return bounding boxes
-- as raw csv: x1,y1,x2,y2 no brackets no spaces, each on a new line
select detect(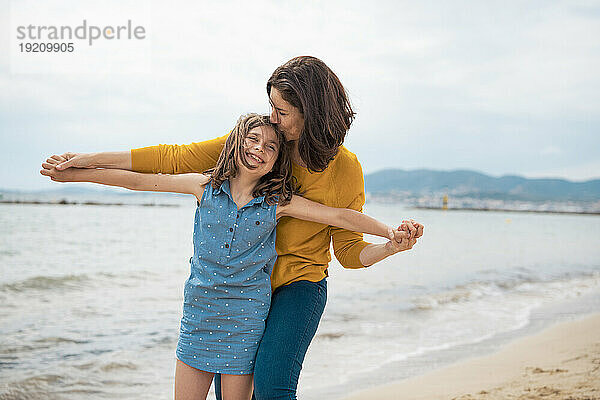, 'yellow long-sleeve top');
131,135,371,290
